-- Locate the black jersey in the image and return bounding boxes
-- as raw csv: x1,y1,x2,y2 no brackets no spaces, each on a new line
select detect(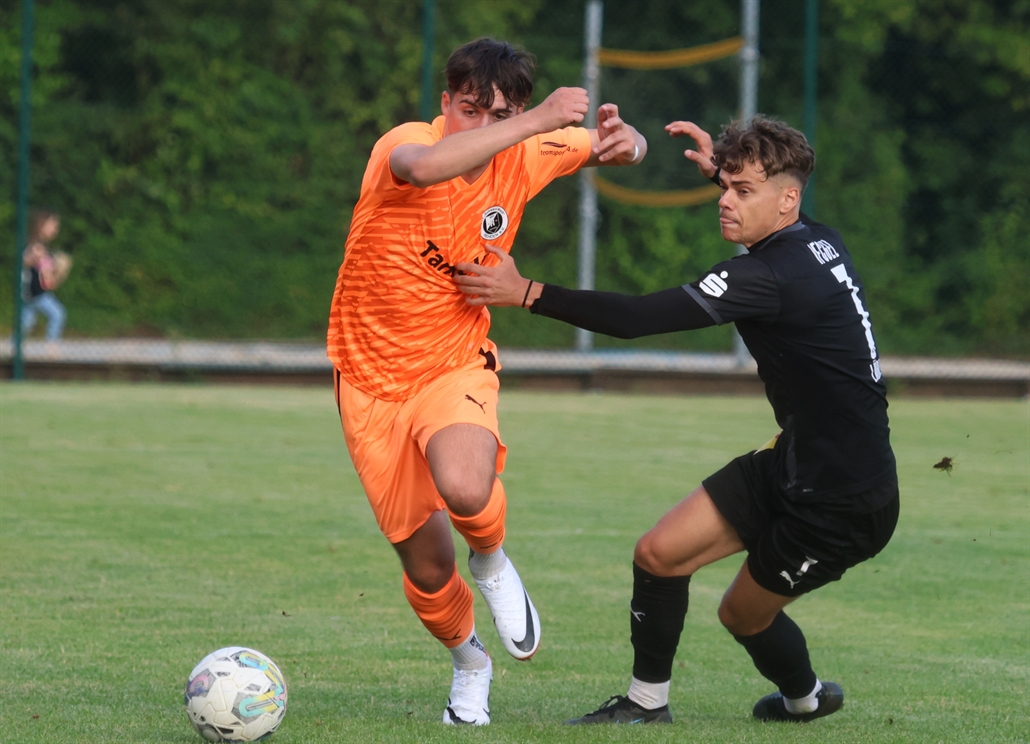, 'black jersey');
21,261,45,301
532,216,896,503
